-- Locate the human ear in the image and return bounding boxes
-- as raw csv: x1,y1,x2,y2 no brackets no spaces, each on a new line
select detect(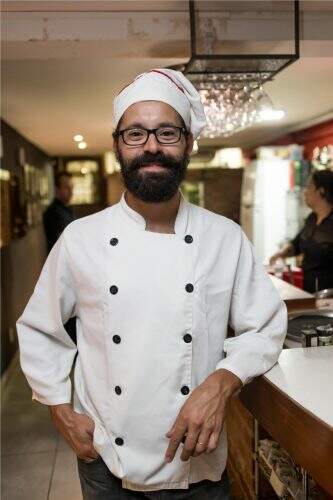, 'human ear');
185,133,194,155
112,135,118,155
318,187,326,199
